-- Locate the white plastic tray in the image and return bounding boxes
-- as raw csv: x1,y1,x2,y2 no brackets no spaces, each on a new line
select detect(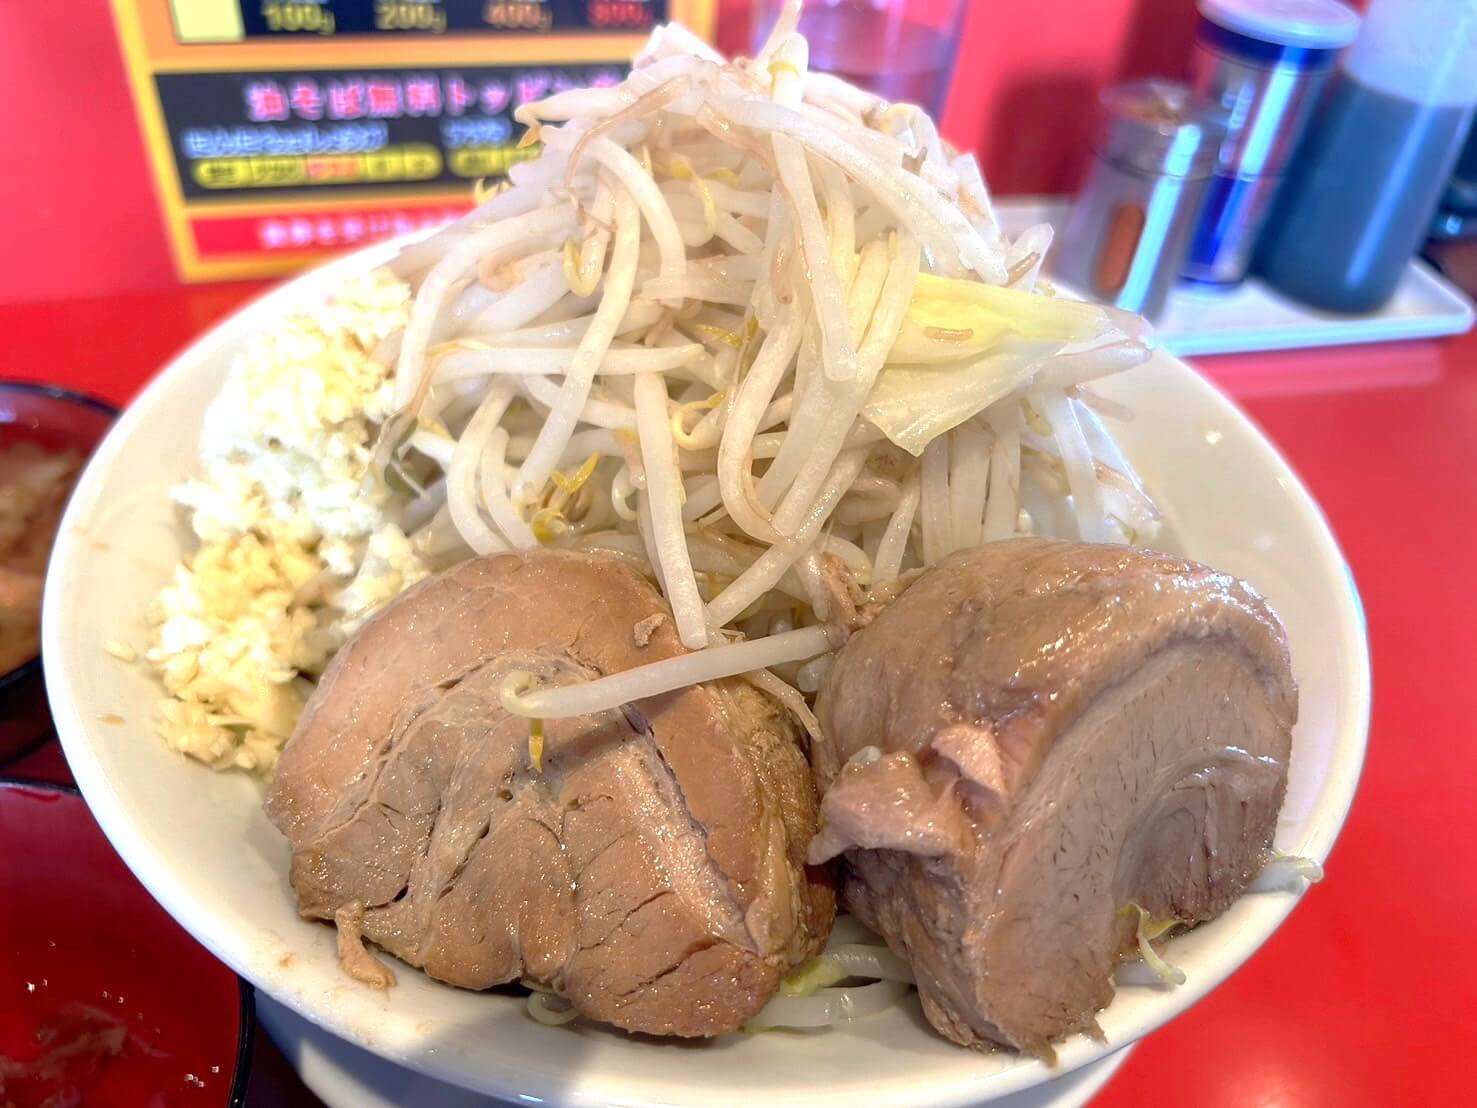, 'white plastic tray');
998,196,1475,356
